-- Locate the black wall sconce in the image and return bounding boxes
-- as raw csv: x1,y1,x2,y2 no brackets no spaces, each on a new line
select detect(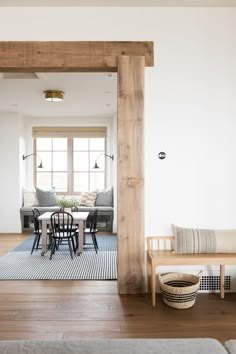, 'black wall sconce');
93,153,114,169
22,153,43,168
